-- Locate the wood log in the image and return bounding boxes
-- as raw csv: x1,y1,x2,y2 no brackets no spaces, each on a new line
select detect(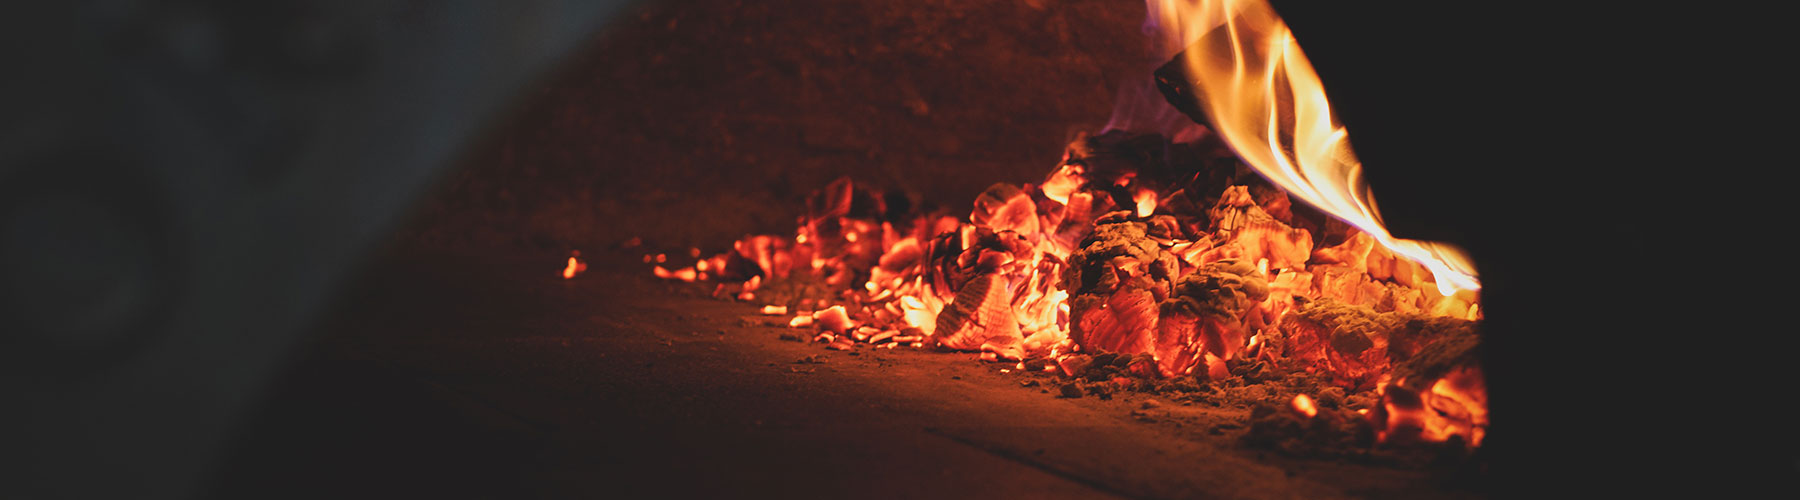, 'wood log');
1275,297,1402,390
1153,259,1270,377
